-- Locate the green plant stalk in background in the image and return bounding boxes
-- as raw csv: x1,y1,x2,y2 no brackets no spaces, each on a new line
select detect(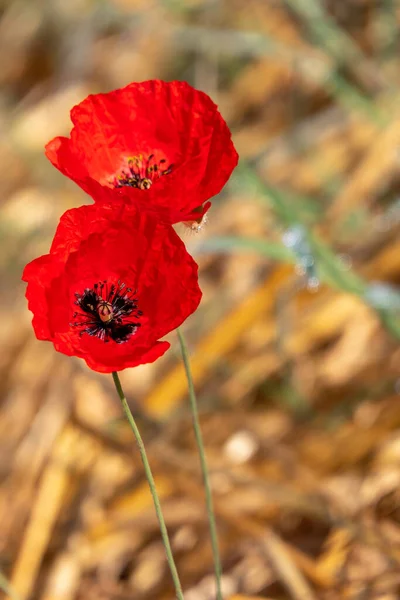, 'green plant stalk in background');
177,328,223,600
222,164,400,341
111,372,185,600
